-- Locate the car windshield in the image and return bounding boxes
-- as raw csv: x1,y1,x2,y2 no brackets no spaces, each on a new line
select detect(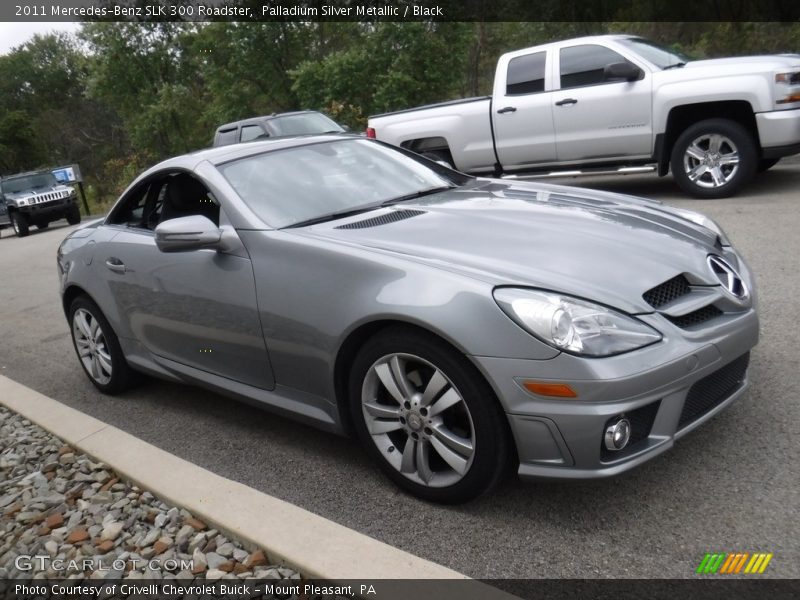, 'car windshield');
219,139,456,228
267,113,345,136
618,37,691,69
2,173,58,194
